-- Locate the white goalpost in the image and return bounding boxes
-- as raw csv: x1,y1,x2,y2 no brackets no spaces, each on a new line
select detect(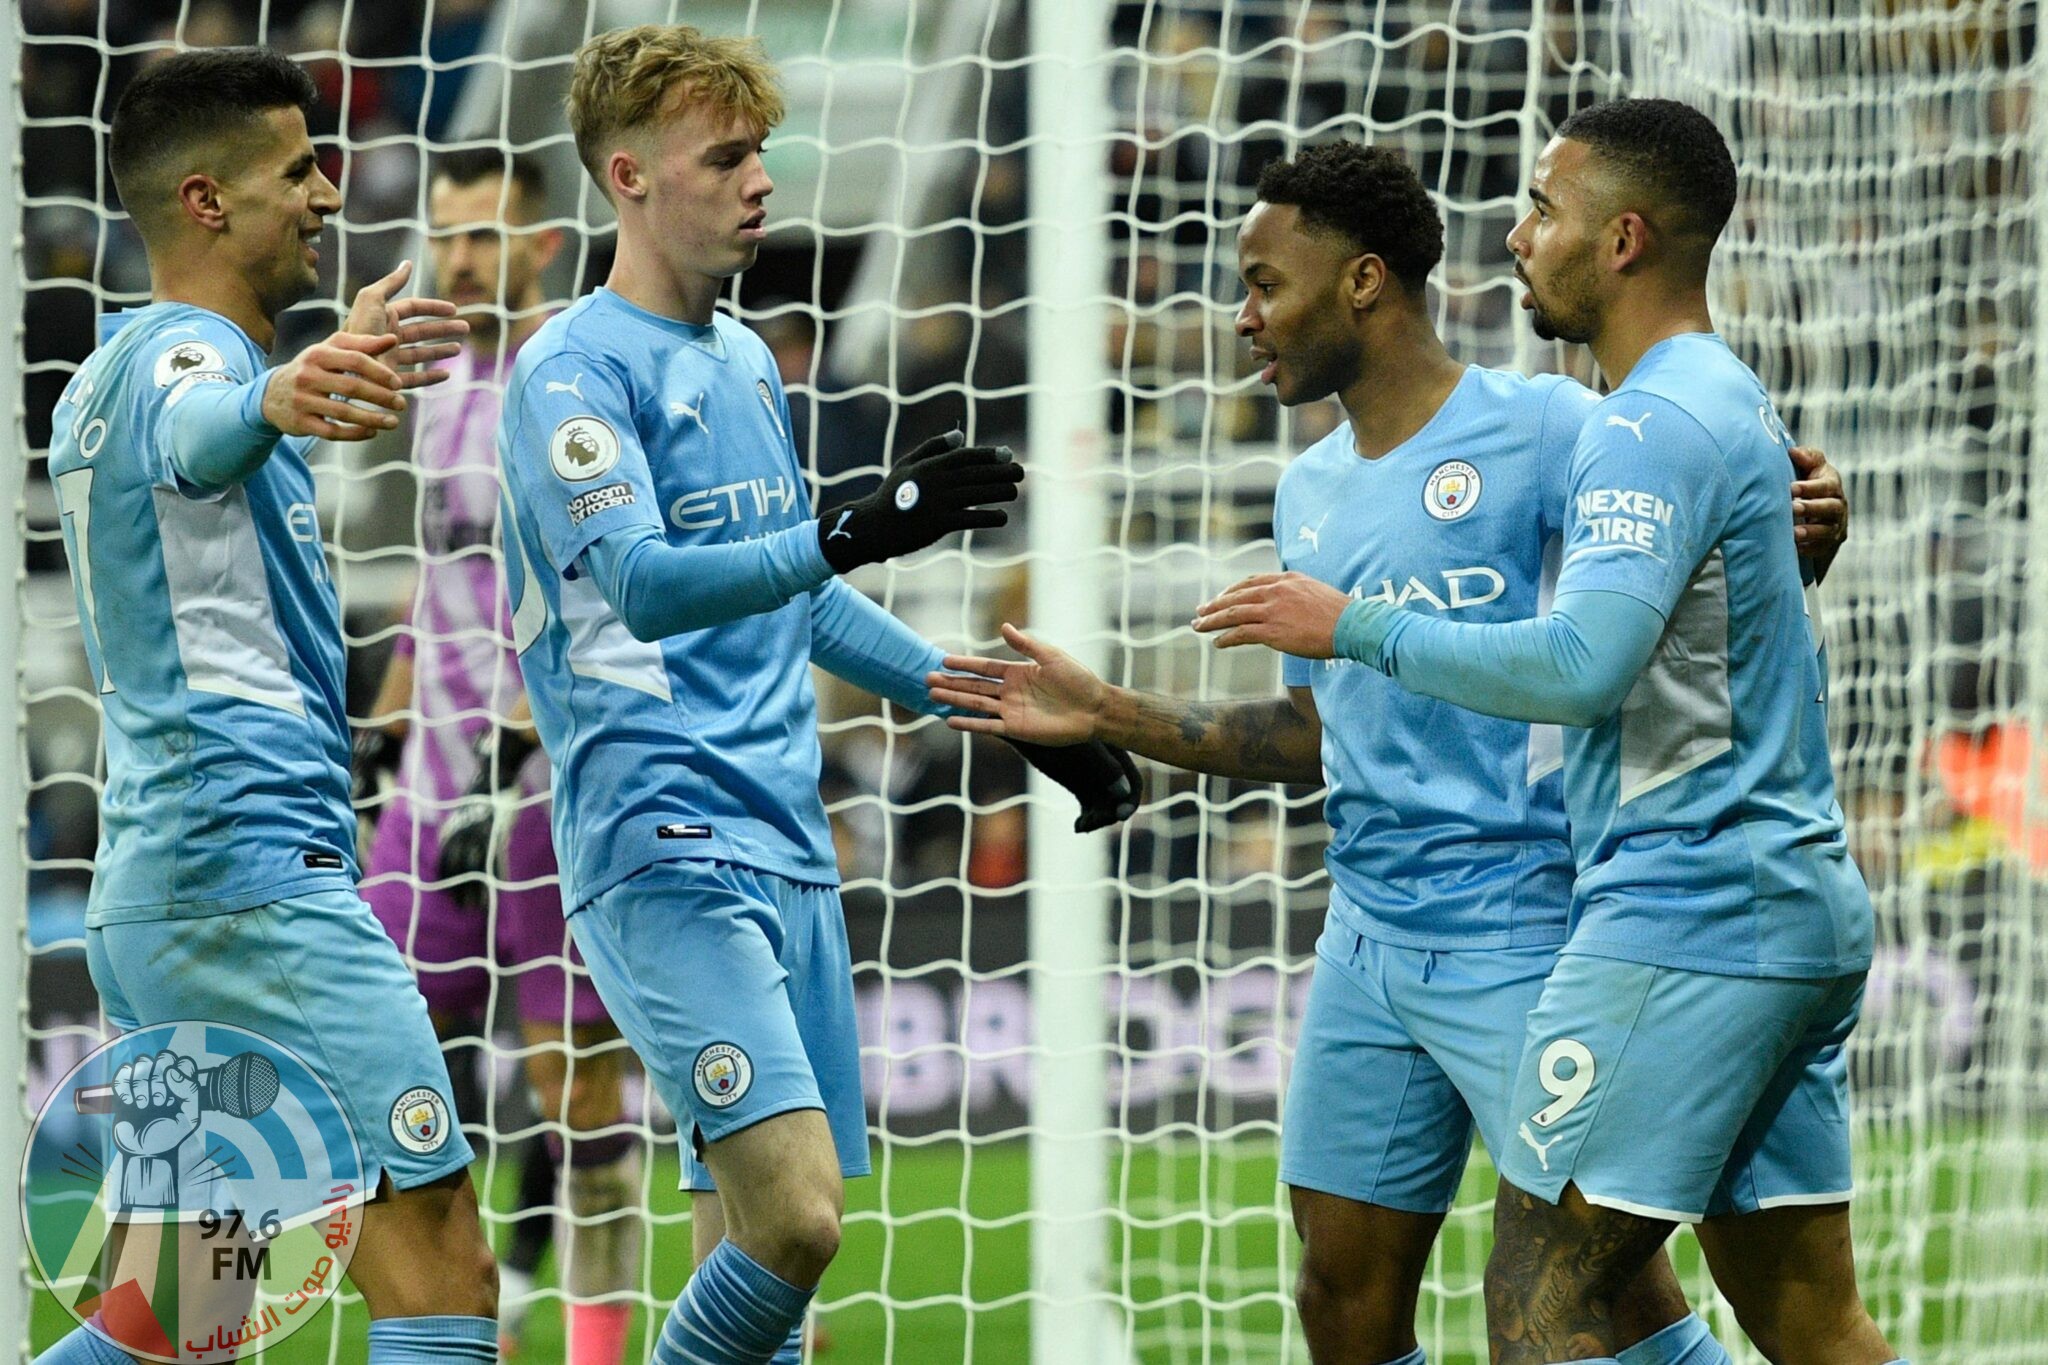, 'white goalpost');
1023,0,1121,1360
9,2,2048,1361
